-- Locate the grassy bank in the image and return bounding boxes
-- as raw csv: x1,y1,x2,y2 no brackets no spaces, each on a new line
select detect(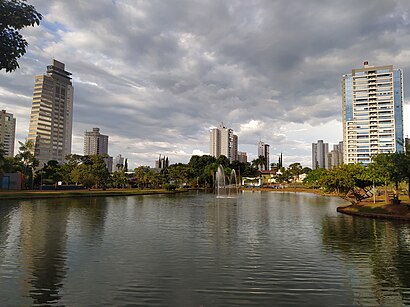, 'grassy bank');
0,188,188,200
243,186,410,221
337,197,410,221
